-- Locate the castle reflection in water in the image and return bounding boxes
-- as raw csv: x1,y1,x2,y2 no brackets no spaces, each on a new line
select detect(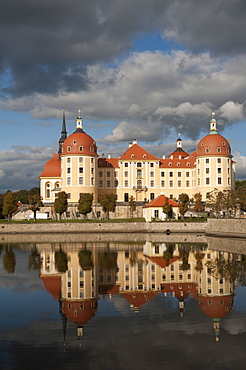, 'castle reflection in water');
33,239,245,343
